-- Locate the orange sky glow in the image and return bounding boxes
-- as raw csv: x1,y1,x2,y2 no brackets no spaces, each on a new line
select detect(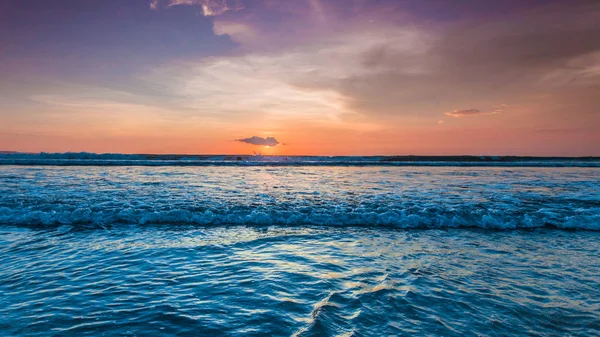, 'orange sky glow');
1,0,598,156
